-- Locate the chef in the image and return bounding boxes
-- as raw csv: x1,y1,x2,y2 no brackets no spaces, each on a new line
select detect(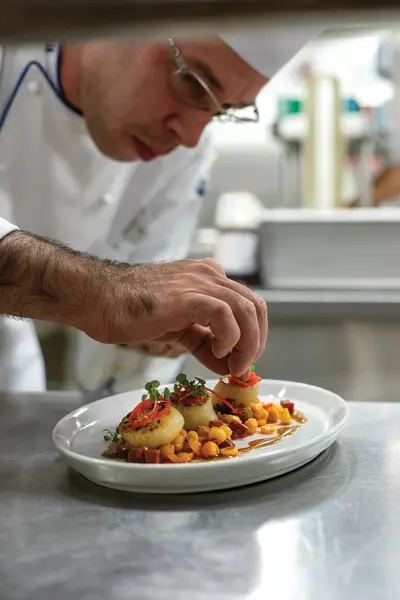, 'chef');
0,27,320,394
